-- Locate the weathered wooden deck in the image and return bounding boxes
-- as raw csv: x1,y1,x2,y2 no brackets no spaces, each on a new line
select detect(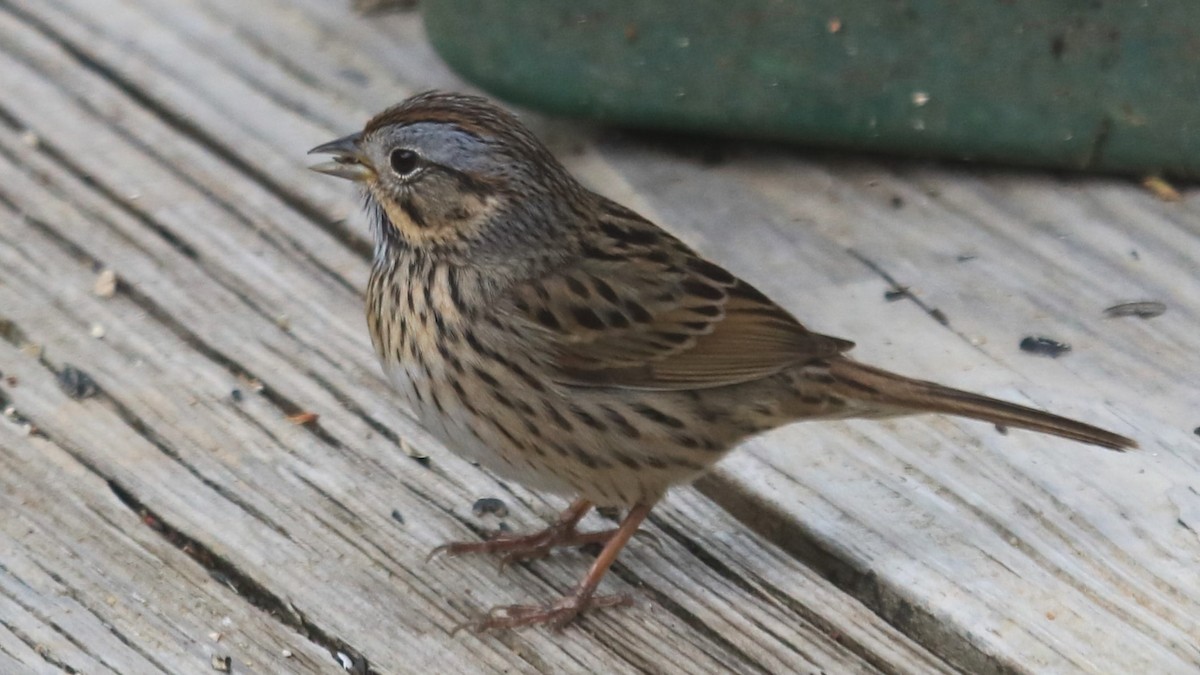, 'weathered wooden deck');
1,1,1198,673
